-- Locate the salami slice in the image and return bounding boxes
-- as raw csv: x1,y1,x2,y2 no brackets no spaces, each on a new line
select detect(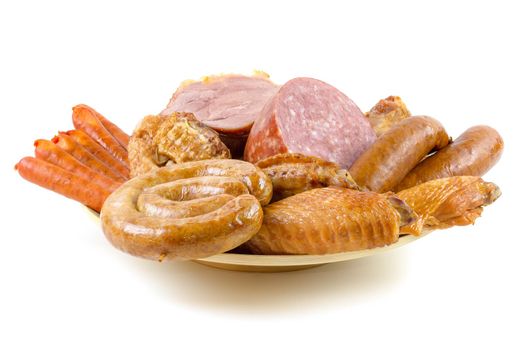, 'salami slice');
160,74,279,157
244,77,376,168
